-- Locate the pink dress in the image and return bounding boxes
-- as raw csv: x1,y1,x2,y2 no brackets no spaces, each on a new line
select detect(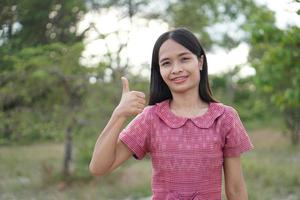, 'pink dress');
119,99,254,200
